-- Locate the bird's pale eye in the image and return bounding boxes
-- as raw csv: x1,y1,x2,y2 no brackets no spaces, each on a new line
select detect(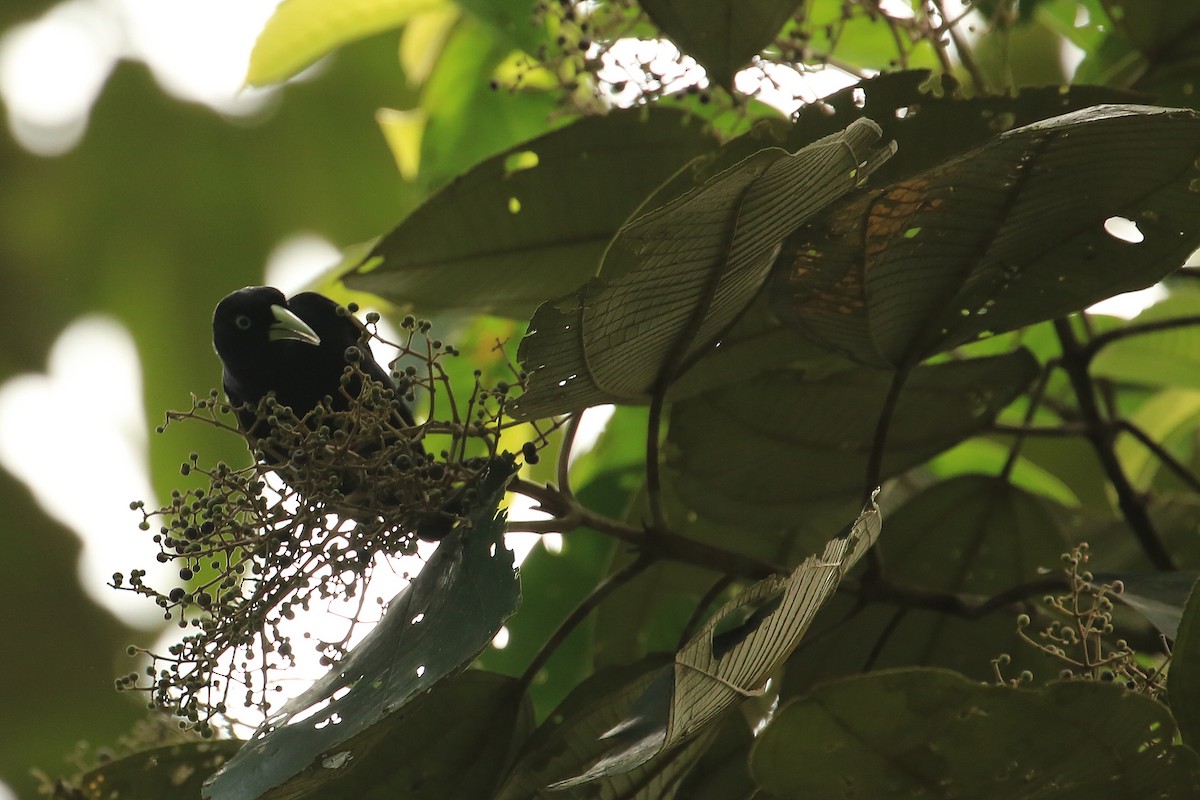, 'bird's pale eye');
235,315,252,331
